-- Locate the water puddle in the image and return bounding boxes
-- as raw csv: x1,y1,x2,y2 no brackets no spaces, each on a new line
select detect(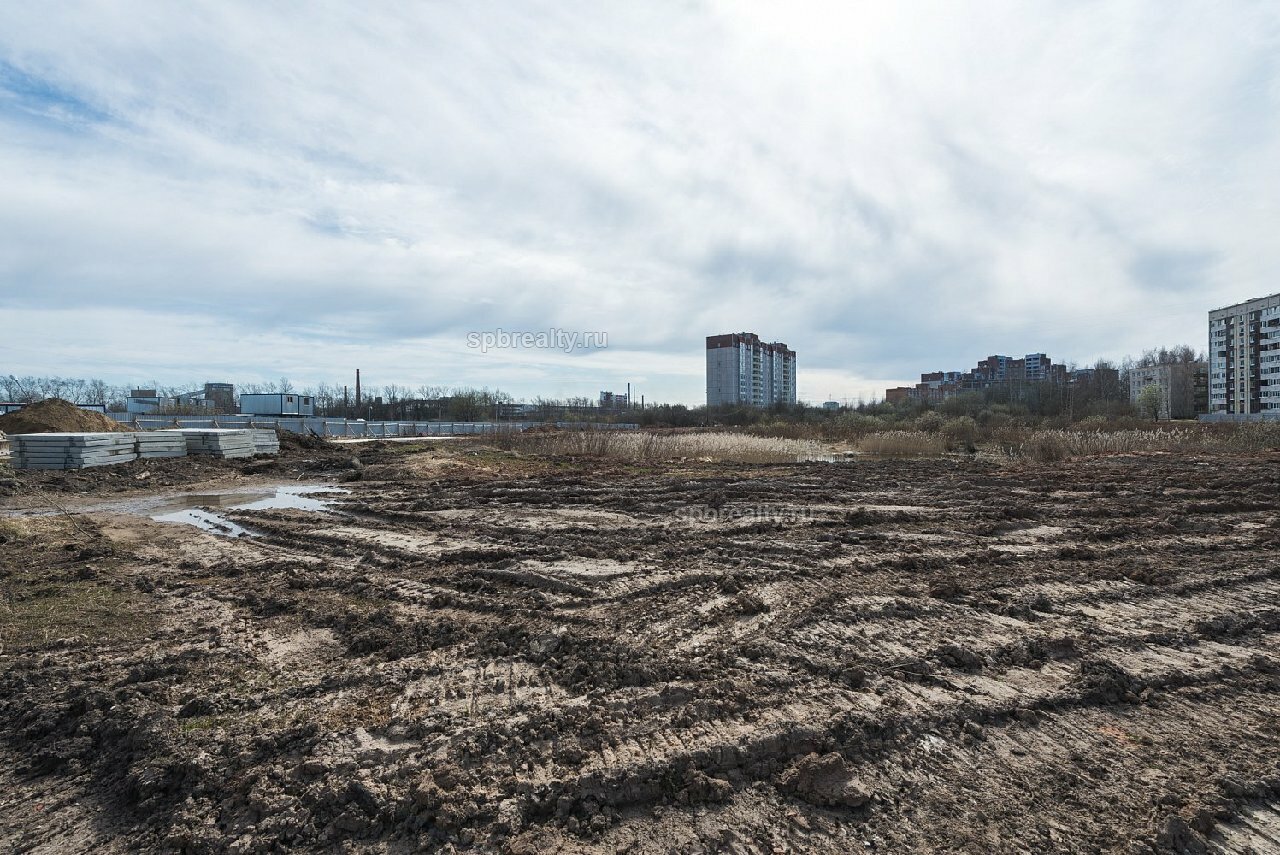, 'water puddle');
152,508,254,537
148,485,349,537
